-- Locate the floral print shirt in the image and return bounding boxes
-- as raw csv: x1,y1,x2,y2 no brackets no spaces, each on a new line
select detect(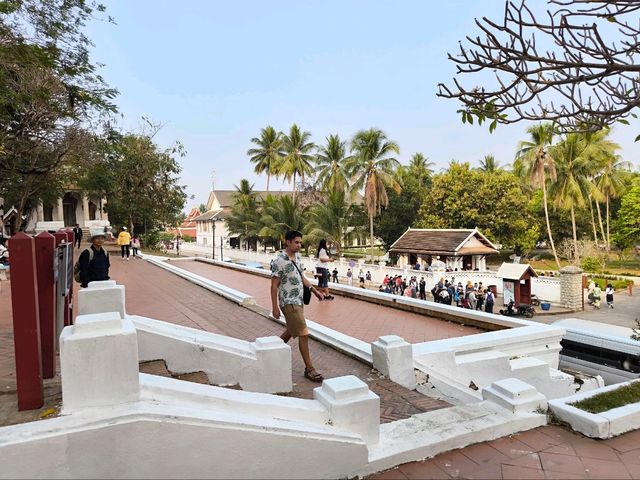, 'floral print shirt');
271,250,304,307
